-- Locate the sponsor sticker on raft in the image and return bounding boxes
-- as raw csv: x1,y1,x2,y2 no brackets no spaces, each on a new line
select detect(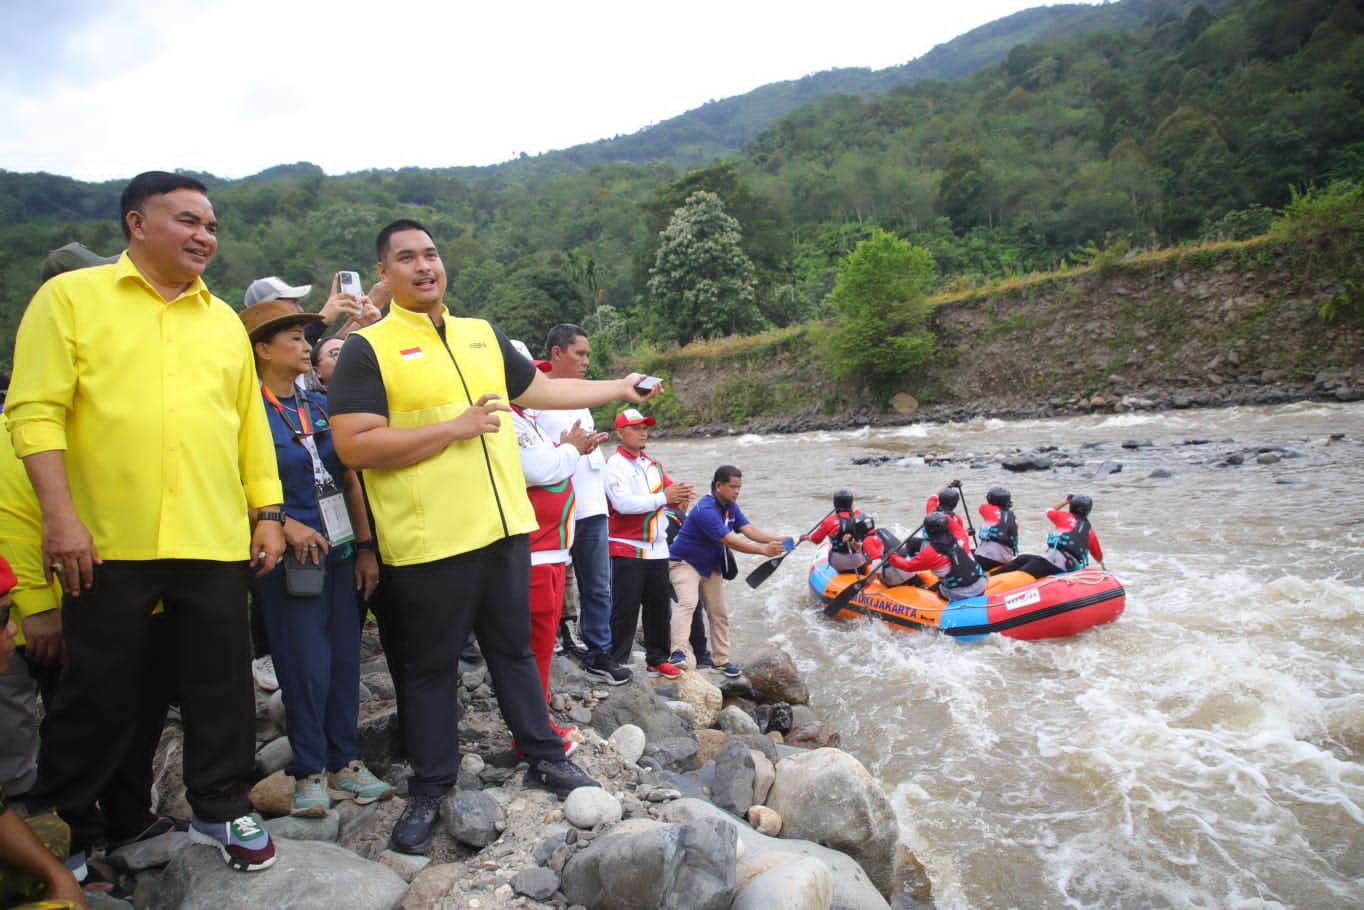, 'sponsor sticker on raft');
400,347,424,361
1004,588,1042,611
